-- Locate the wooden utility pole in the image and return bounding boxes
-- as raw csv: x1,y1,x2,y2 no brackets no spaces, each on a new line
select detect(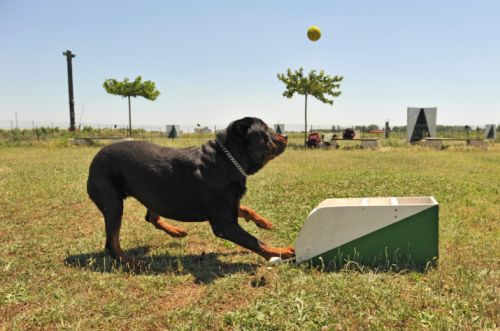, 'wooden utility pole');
63,50,76,131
